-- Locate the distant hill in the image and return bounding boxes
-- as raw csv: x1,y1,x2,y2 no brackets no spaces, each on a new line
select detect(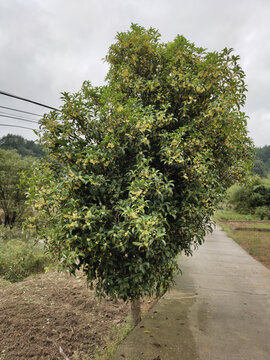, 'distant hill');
0,134,44,158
